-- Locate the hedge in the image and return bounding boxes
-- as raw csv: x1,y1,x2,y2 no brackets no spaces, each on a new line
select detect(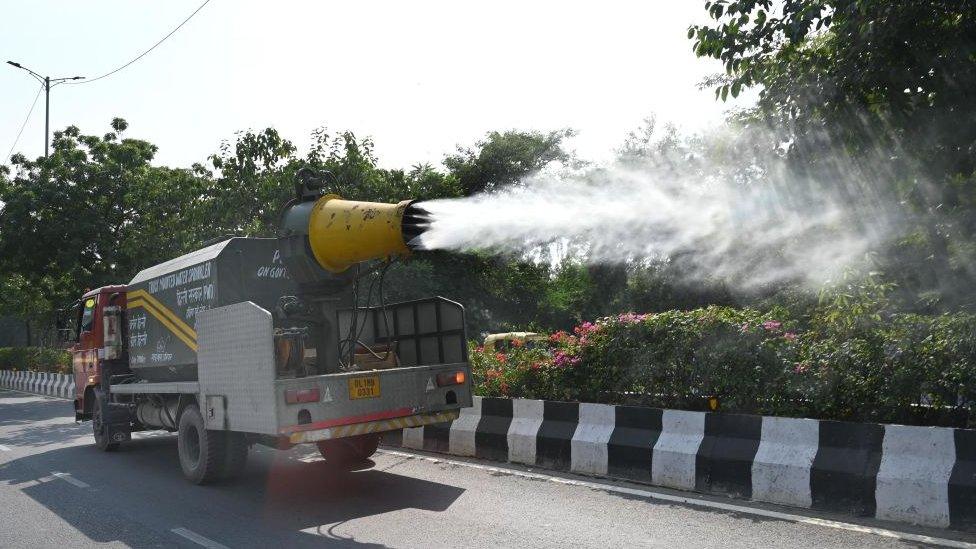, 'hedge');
6,306,975,428
470,307,976,428
0,347,71,374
